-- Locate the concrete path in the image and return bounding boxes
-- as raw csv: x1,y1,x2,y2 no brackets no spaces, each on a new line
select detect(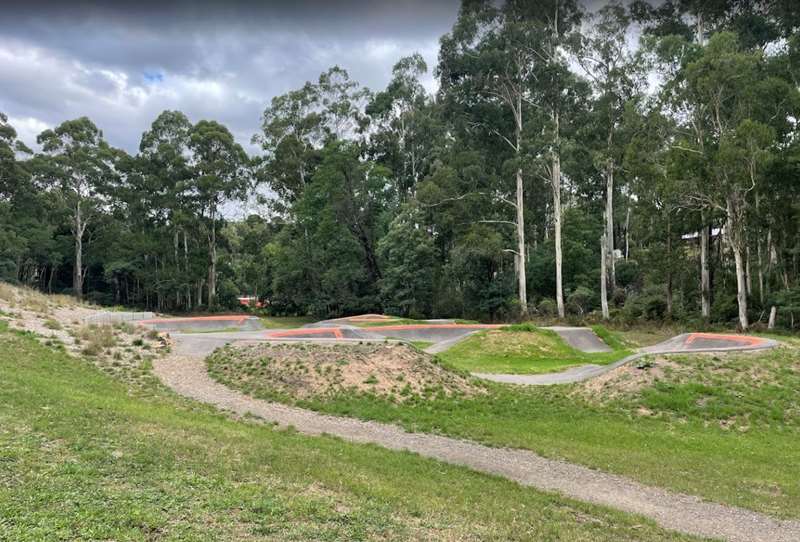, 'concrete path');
153,335,800,542
547,326,612,353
